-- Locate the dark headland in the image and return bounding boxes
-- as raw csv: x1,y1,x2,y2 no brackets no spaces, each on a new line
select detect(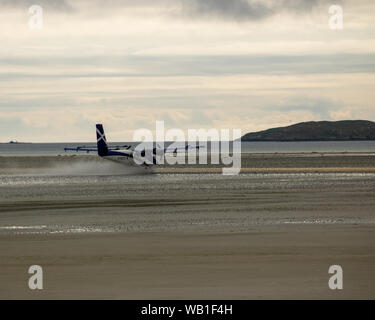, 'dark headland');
242,120,375,141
